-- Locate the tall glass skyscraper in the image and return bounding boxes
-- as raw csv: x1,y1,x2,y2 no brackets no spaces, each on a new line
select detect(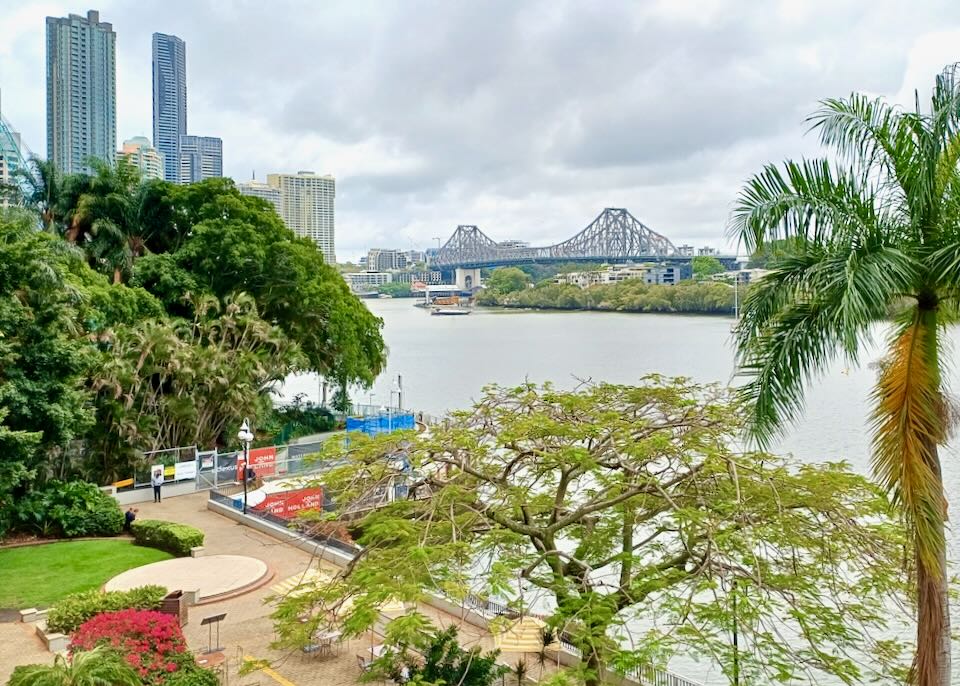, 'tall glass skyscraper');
46,10,116,175
1,89,29,209
179,135,222,183
152,33,186,183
